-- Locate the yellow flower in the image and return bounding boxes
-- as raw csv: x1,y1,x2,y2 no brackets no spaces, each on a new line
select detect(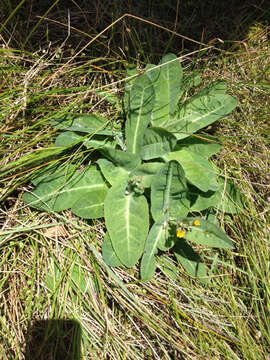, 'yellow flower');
177,229,186,238
193,220,200,226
